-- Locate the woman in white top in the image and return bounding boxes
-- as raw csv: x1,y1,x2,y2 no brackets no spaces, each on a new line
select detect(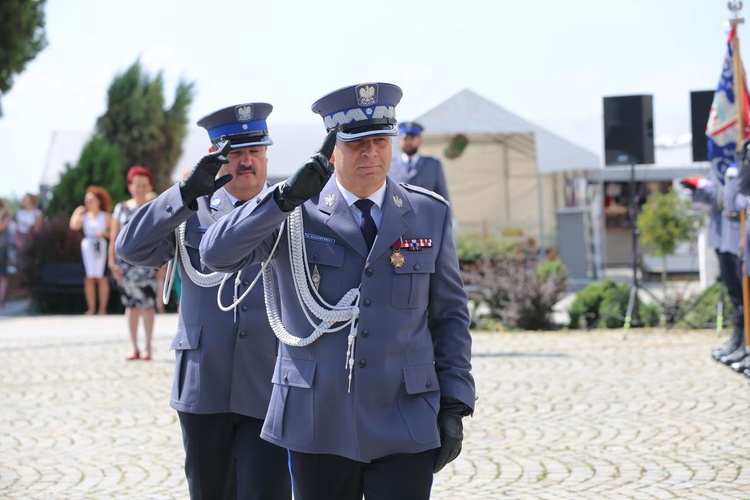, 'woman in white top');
69,186,112,315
